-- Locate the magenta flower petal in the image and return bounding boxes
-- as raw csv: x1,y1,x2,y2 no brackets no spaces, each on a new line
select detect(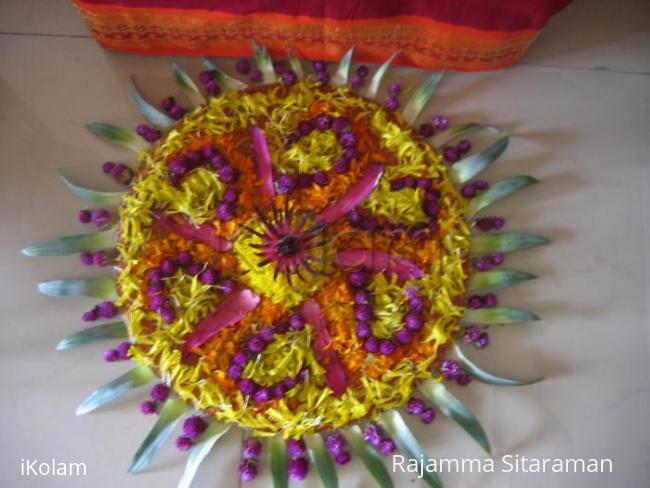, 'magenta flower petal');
335,249,424,281
153,210,232,252
182,289,260,358
317,164,383,224
301,299,347,396
252,125,275,199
